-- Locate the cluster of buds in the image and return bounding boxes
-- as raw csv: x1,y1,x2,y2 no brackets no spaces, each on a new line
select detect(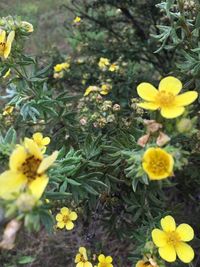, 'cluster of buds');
131,98,144,115
137,120,170,147
0,16,33,34
78,92,121,128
